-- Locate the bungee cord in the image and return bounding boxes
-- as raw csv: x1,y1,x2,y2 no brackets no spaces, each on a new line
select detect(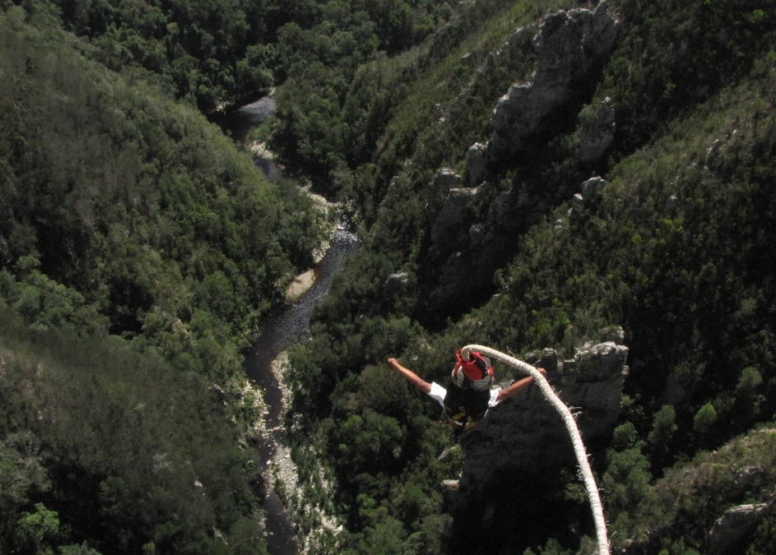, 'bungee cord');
461,344,610,555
